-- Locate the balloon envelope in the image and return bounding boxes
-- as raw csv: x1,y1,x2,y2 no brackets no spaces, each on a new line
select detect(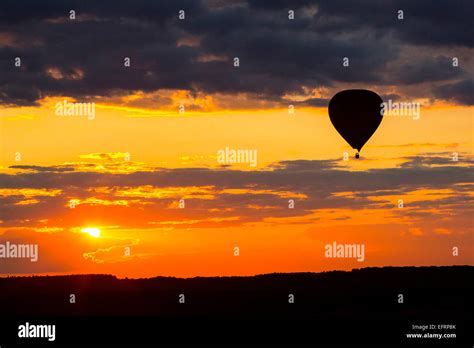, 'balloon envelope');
328,89,383,152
